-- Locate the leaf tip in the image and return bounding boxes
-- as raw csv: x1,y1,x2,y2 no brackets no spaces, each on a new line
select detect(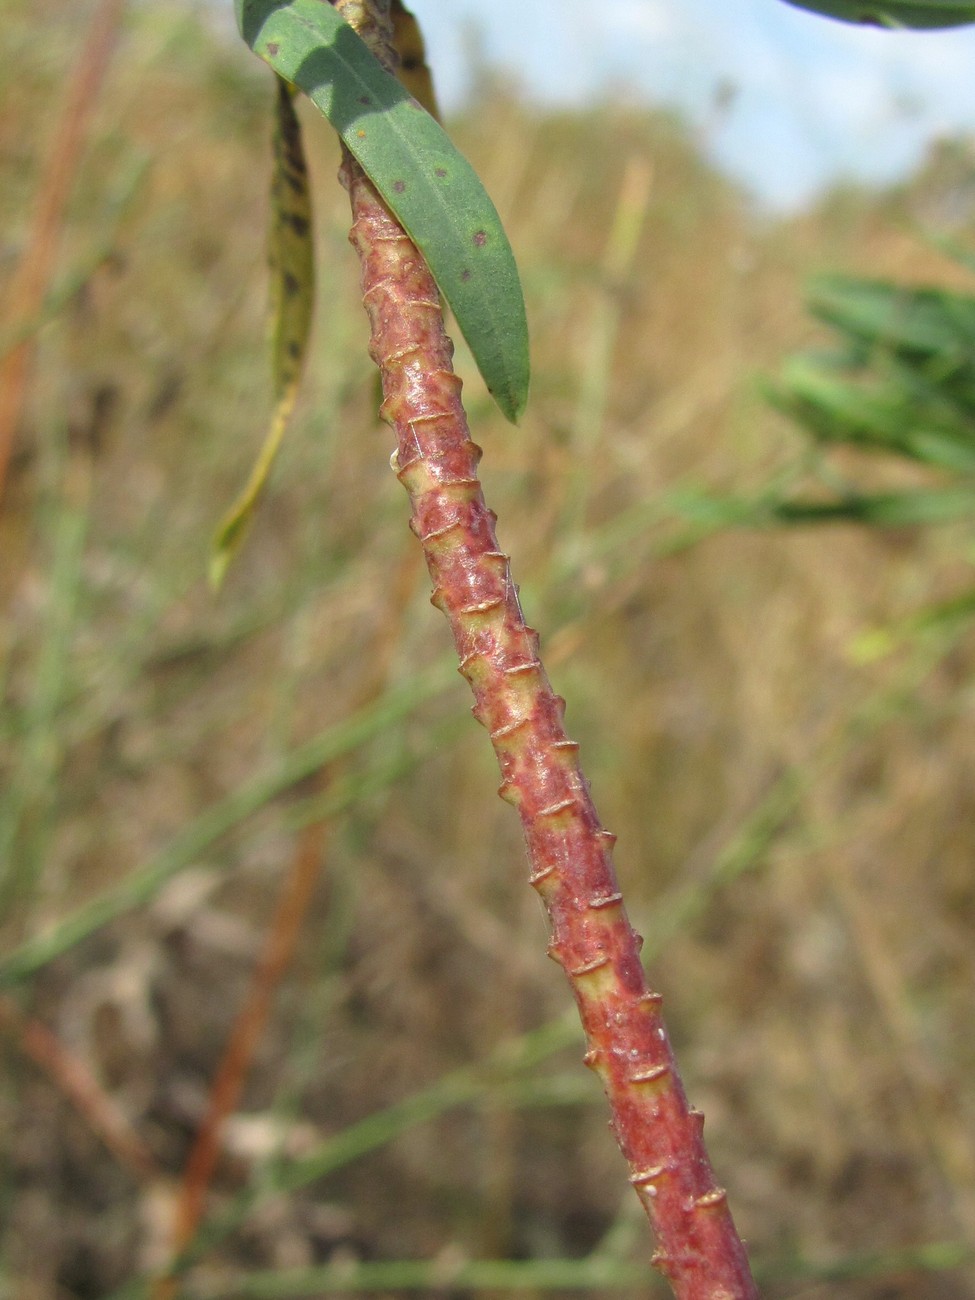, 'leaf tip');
492,371,530,425
209,512,250,591
208,542,233,593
